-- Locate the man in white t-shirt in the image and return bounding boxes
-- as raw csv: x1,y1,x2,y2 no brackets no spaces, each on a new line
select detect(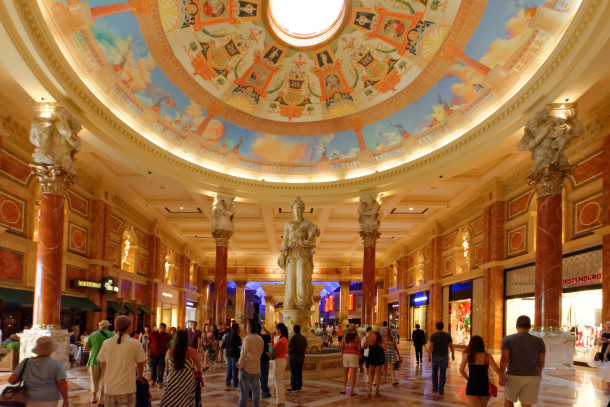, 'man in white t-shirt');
97,315,147,407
